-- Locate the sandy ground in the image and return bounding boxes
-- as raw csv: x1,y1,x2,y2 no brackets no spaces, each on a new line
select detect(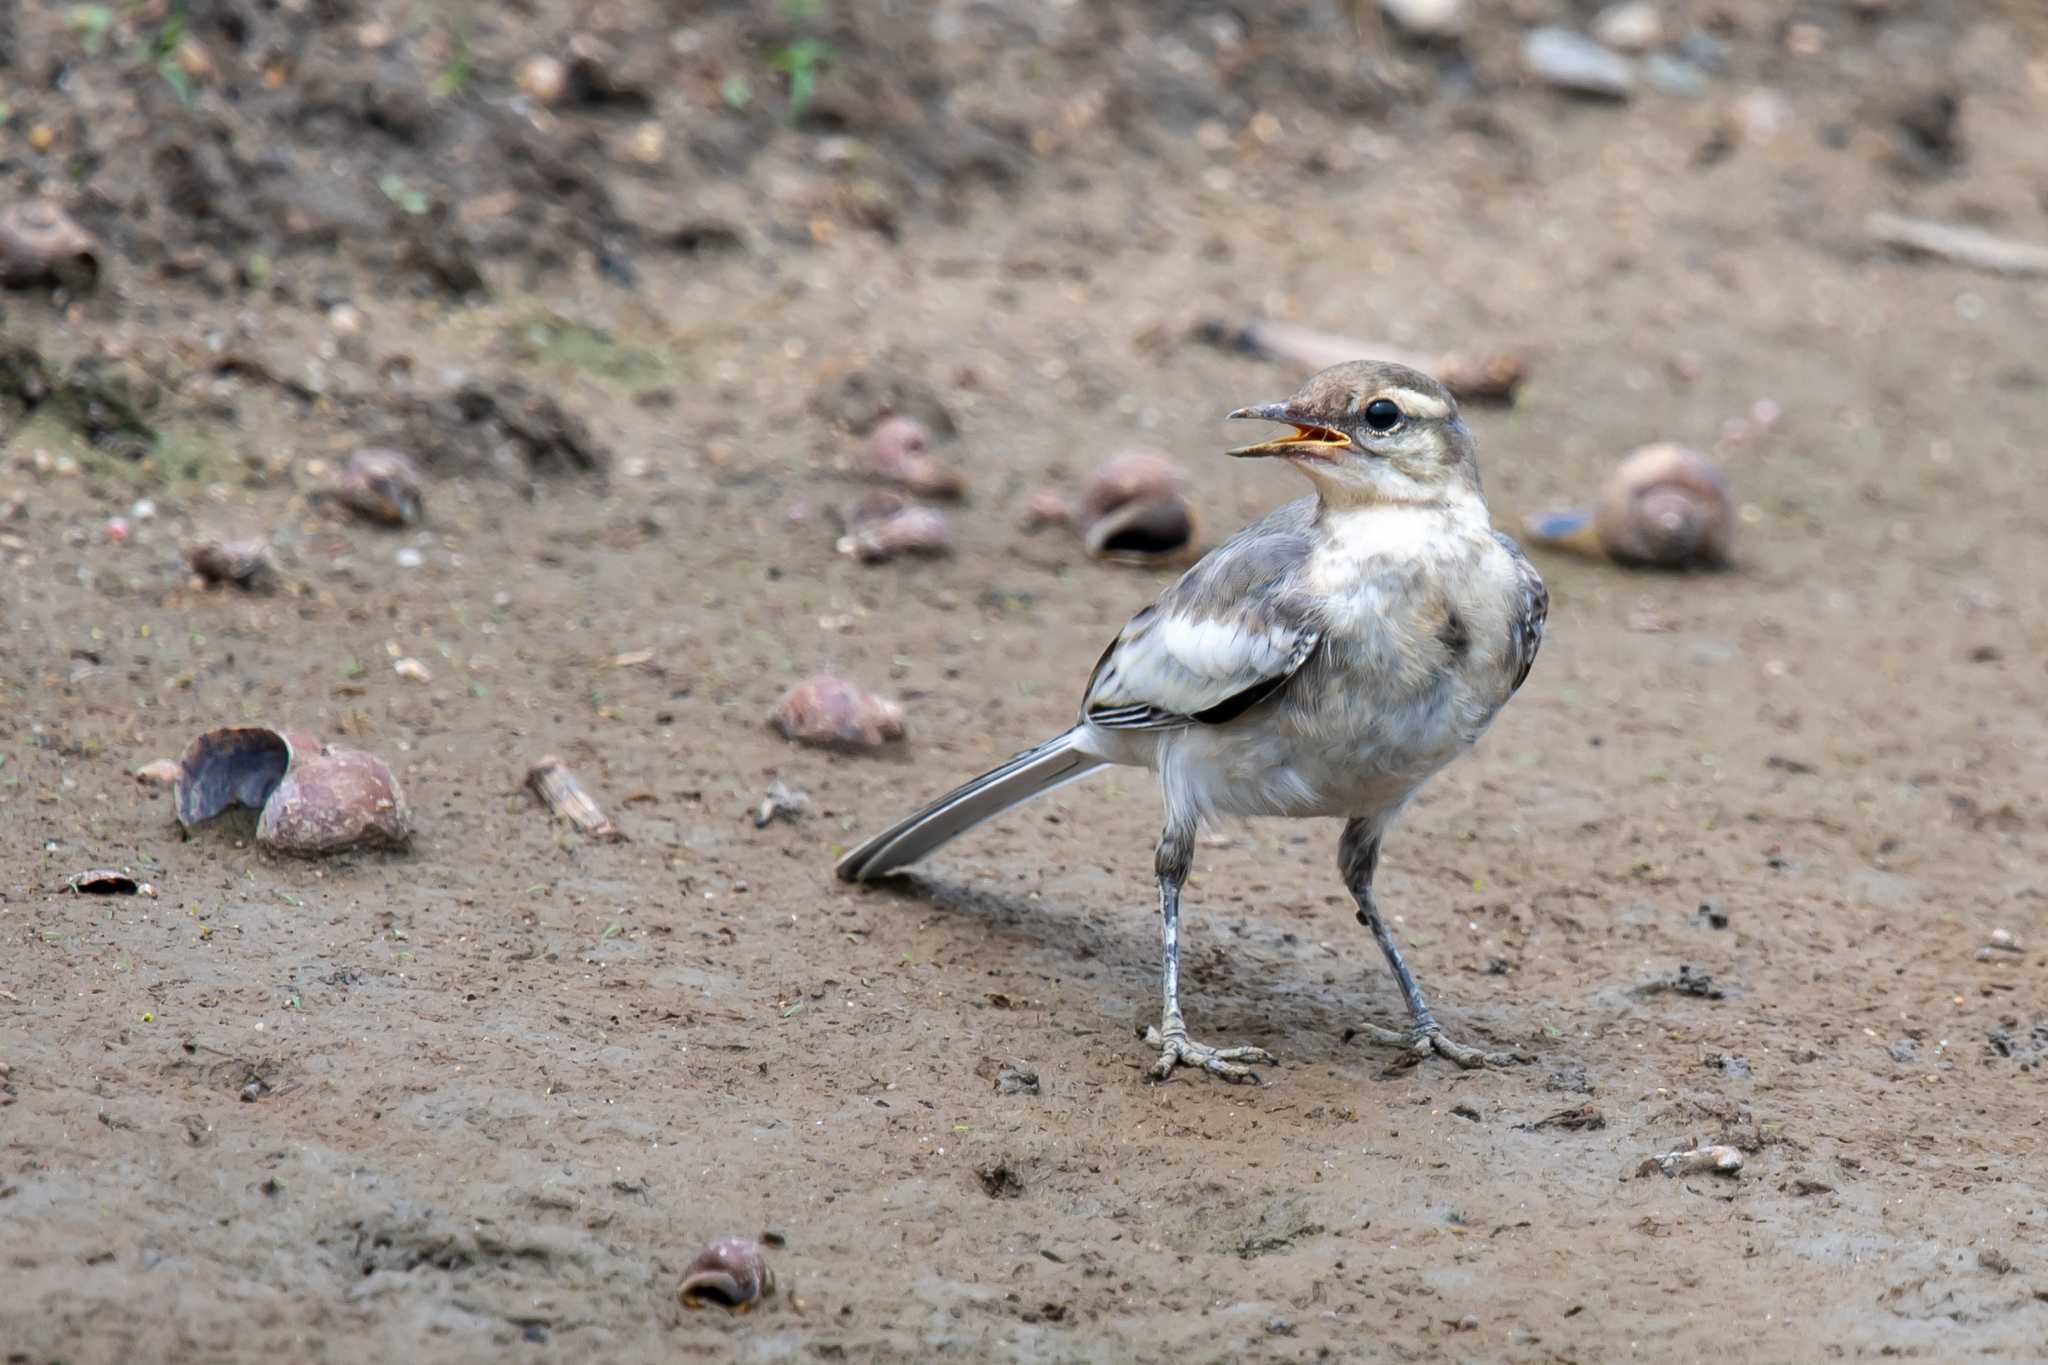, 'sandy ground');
3,2,2047,1361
